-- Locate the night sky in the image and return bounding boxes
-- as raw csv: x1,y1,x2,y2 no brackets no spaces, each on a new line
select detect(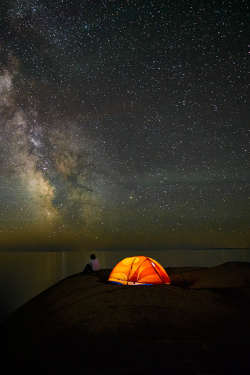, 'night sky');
0,0,249,251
